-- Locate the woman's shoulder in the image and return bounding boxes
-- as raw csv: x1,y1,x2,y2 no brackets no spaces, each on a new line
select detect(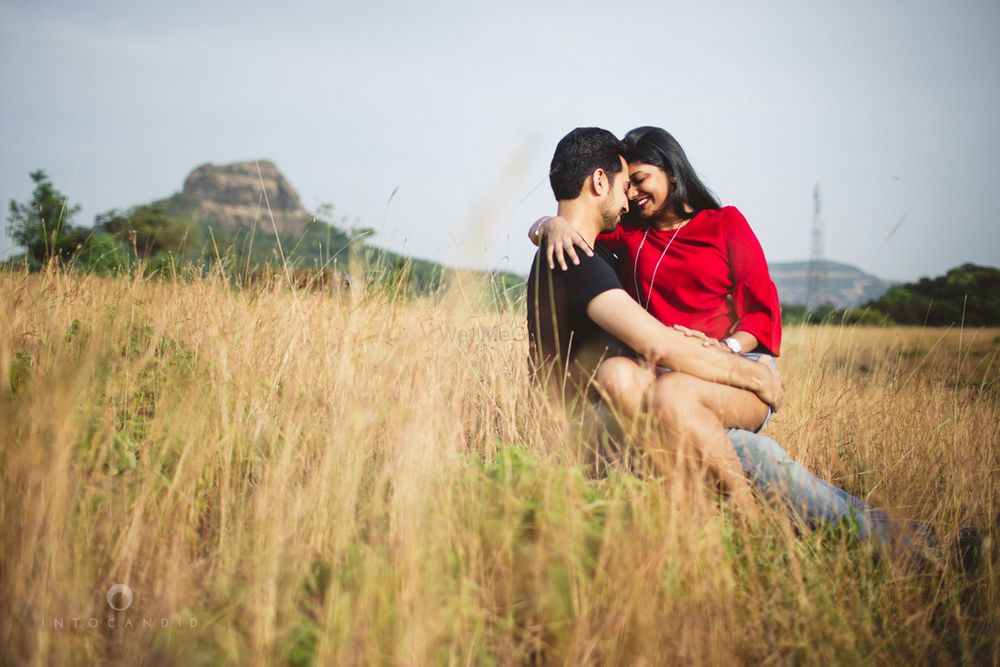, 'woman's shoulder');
693,206,753,237
698,206,748,225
